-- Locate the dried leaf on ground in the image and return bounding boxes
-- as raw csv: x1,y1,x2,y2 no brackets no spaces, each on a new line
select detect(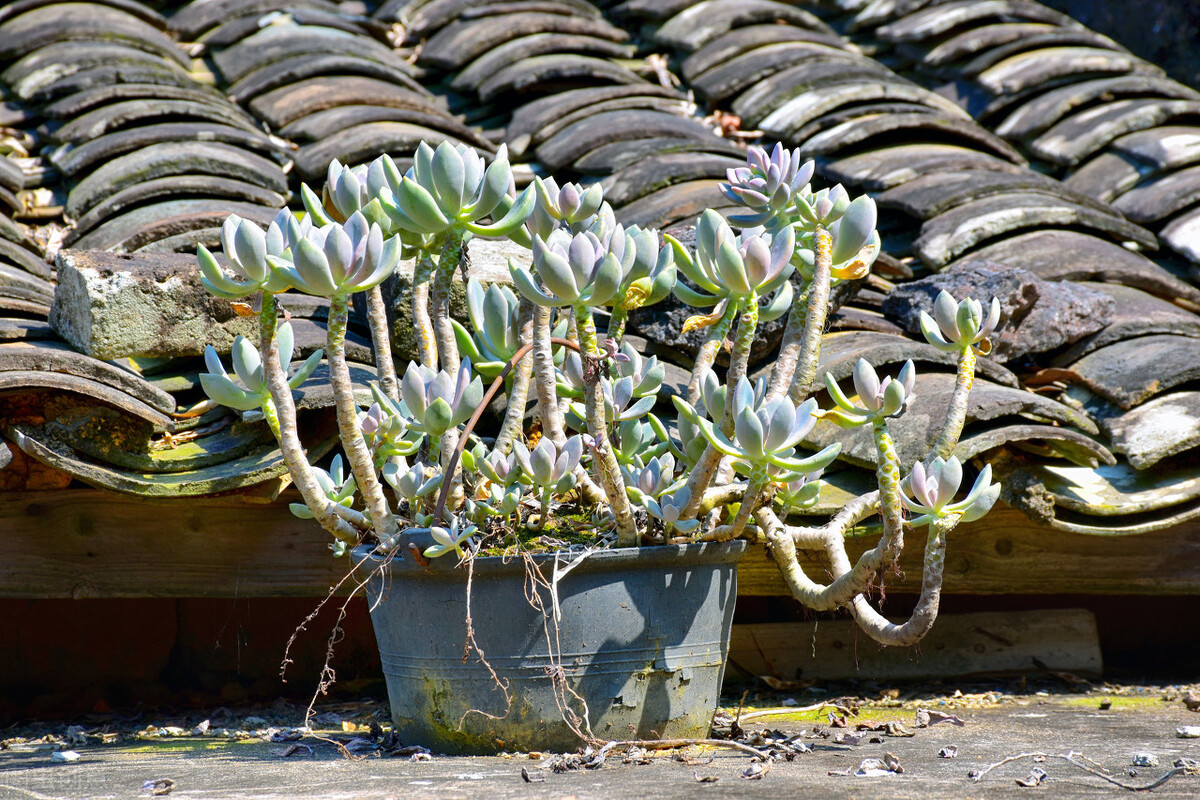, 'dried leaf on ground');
142,778,176,796
1015,767,1048,787
915,708,966,727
